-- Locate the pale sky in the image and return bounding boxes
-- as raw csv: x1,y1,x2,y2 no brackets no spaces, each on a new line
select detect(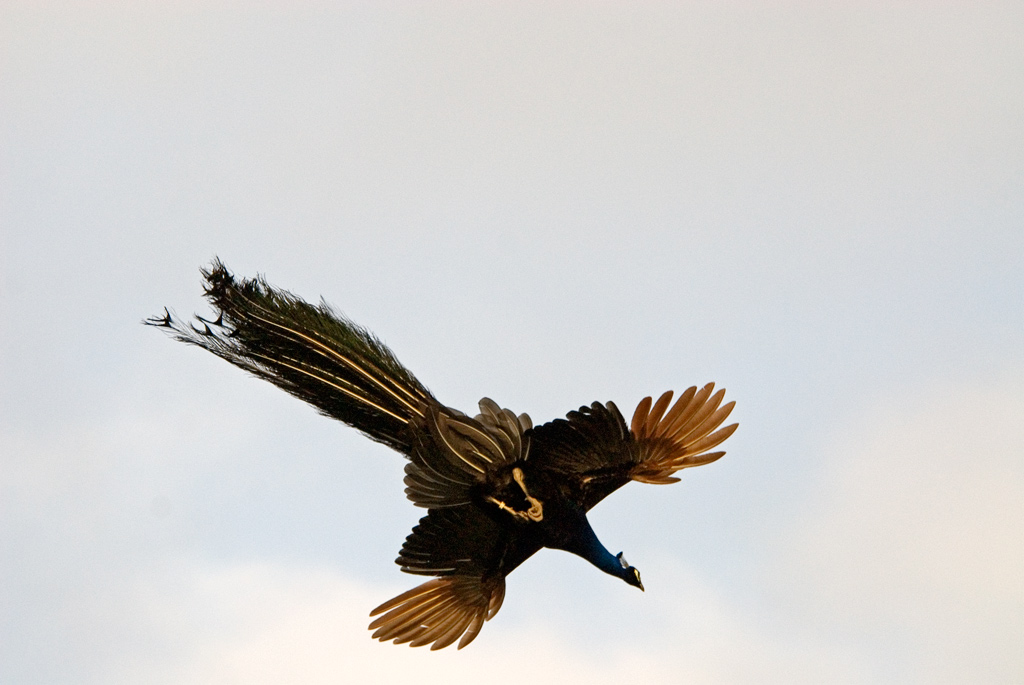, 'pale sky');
2,3,1022,684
